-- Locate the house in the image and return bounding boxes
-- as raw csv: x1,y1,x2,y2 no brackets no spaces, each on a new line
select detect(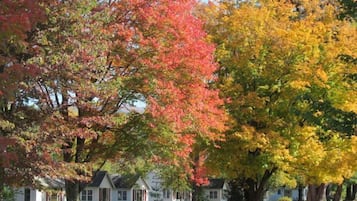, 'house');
14,178,66,201
80,171,115,201
145,171,191,201
15,187,43,201
146,176,228,201
145,171,163,201
111,174,151,201
202,179,229,201
264,187,307,201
